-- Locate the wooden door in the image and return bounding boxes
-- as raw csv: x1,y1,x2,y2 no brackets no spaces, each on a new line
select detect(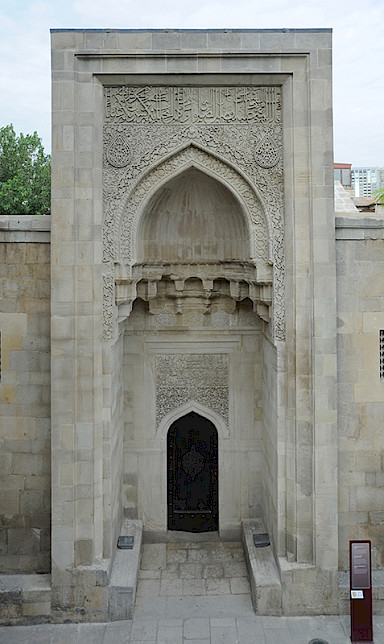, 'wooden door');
167,412,218,533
